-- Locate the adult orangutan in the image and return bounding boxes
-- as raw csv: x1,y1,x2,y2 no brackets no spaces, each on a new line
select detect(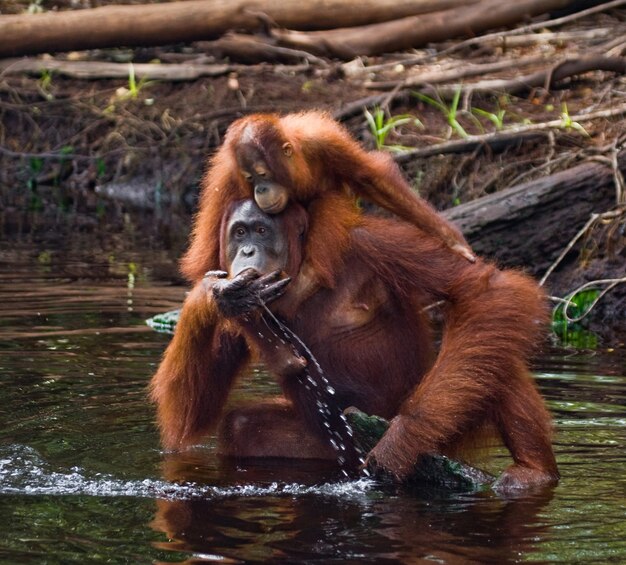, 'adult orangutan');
150,198,559,492
180,111,475,310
